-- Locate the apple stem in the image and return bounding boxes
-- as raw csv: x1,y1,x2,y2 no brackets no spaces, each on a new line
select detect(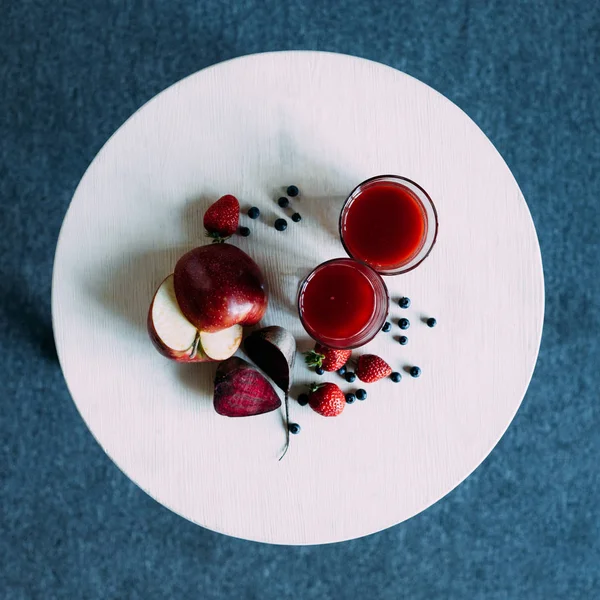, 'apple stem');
189,332,201,360
278,391,291,461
